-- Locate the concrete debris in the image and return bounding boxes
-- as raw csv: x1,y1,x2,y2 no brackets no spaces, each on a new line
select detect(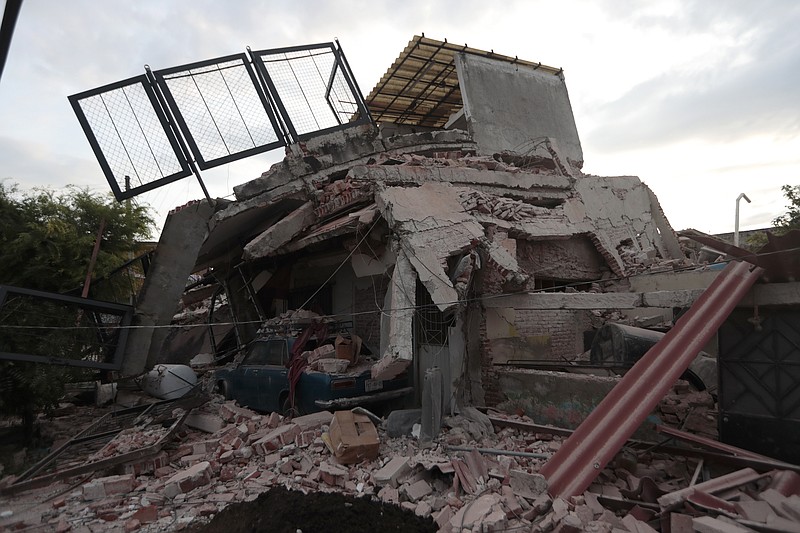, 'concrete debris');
182,117,697,397
12,36,795,533
6,395,792,532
